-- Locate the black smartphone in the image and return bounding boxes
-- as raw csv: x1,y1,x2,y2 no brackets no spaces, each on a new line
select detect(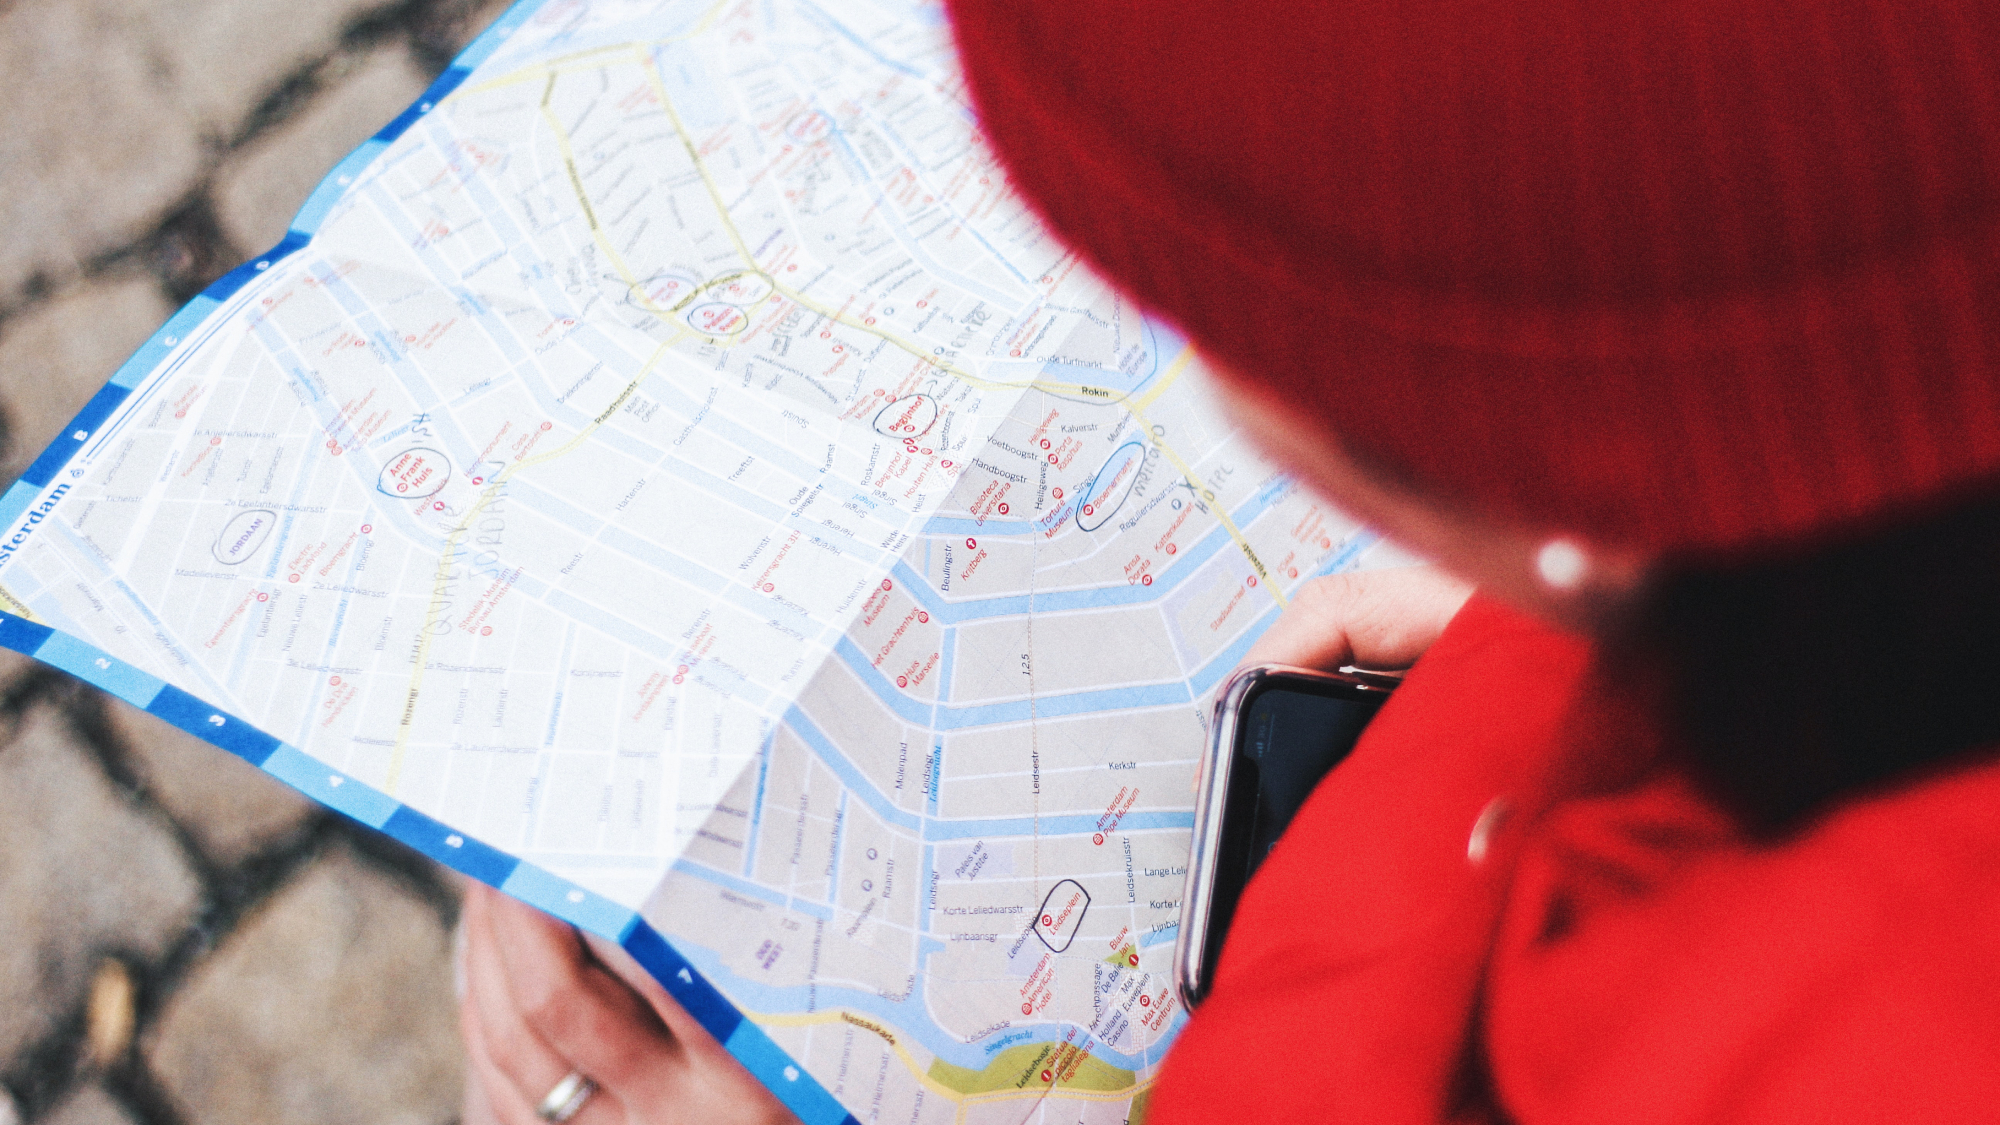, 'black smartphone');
1174,664,1395,1008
